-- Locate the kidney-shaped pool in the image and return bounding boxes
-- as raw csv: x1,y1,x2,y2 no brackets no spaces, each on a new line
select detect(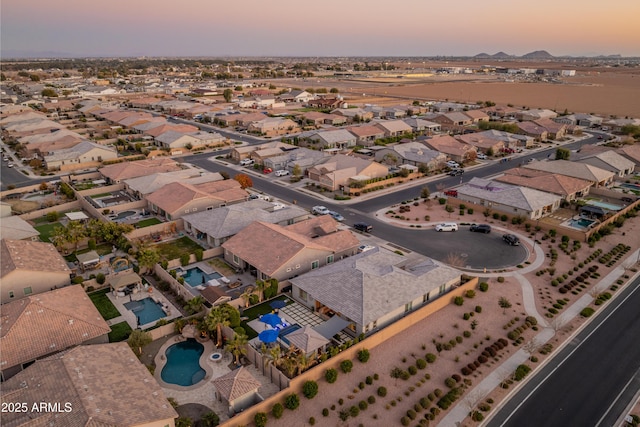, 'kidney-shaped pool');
161,338,206,386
